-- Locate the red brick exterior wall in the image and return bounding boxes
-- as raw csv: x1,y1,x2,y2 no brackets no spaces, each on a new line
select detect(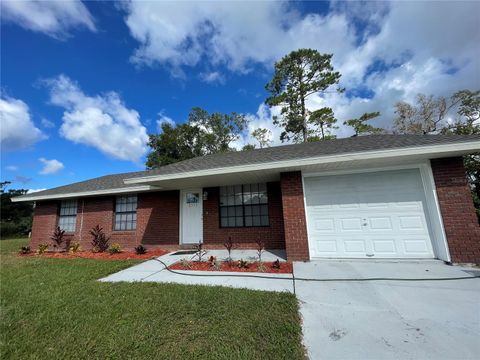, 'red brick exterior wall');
431,157,480,264
280,172,309,261
29,191,180,251
202,182,285,249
